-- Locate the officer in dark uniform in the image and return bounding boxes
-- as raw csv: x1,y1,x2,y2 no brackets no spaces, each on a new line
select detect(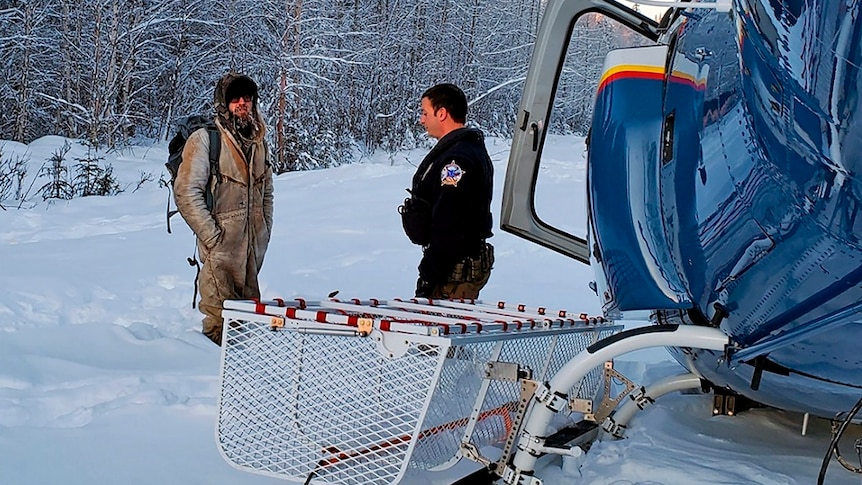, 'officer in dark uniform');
399,83,494,299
